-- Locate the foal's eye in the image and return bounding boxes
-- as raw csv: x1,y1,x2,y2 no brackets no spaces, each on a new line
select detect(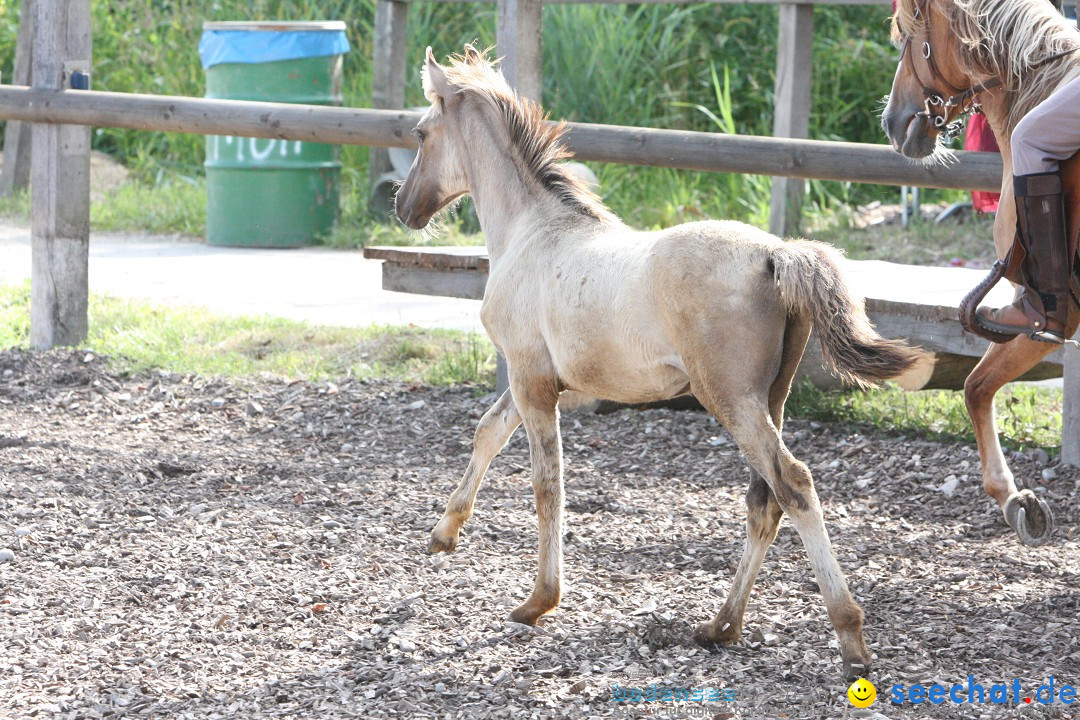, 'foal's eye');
413,128,426,144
